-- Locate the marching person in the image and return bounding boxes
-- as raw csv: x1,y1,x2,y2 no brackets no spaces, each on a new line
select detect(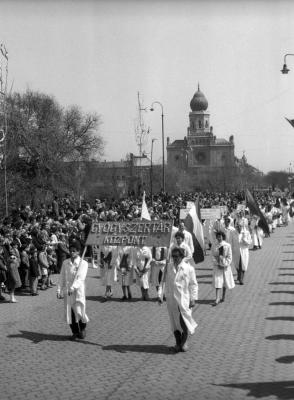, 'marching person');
57,241,89,340
99,245,118,300
211,231,235,306
250,215,264,250
117,246,133,301
150,246,167,302
222,216,240,273
174,221,194,255
159,247,198,352
236,223,252,285
133,245,152,301
169,231,192,264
